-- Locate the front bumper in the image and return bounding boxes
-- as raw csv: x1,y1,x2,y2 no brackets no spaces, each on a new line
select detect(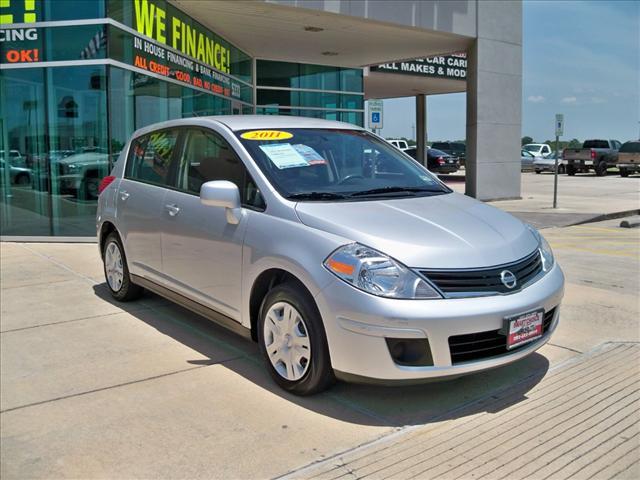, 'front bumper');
314,263,564,382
